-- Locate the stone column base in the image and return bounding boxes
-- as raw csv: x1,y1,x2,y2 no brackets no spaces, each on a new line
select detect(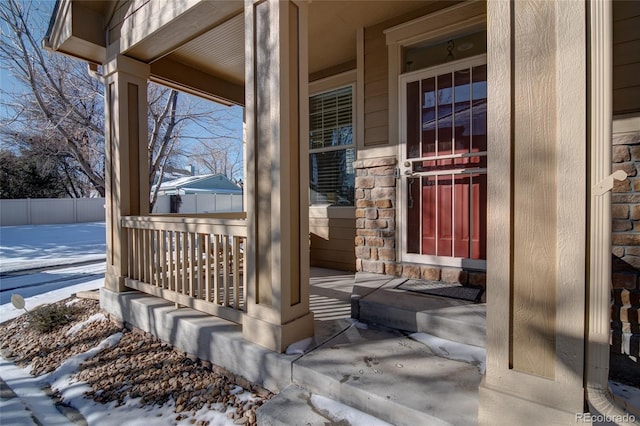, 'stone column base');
479,378,582,426
242,312,315,353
